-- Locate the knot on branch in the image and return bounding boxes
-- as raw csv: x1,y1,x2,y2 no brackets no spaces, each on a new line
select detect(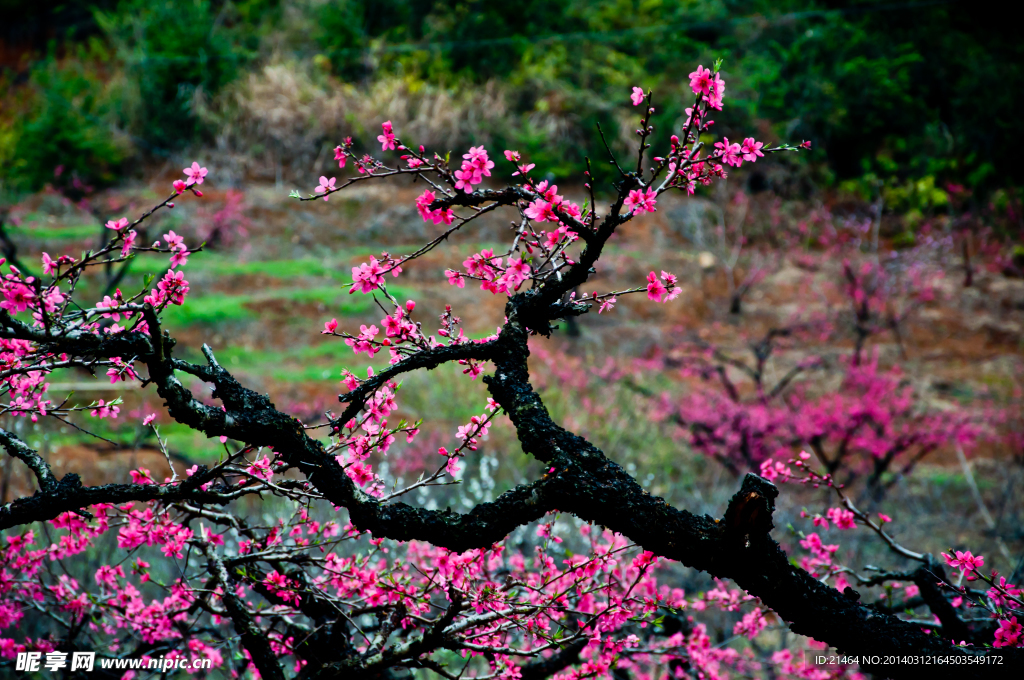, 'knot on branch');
723,473,778,543
427,186,529,211
57,472,83,494
548,300,591,320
